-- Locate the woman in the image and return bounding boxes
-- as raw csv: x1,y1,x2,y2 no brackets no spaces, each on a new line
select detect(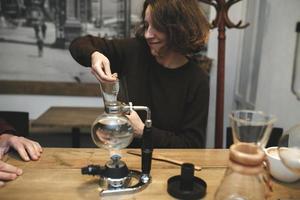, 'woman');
69,0,210,148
